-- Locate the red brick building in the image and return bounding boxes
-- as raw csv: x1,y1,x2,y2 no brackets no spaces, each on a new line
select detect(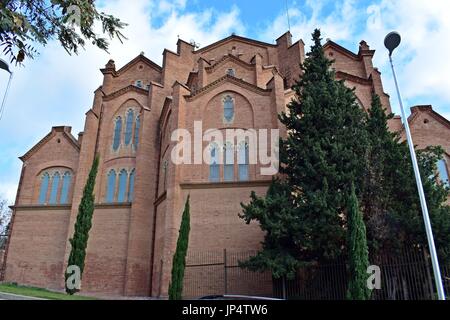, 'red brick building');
2,32,449,298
